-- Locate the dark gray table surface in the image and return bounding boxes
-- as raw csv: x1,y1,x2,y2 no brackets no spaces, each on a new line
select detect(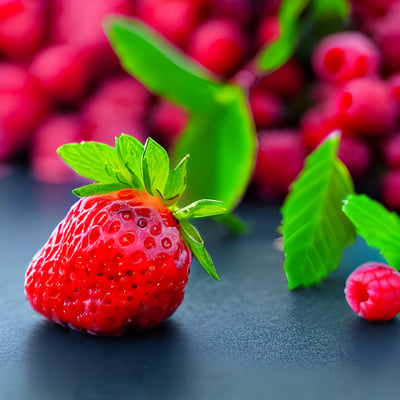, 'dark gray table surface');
1,168,399,400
